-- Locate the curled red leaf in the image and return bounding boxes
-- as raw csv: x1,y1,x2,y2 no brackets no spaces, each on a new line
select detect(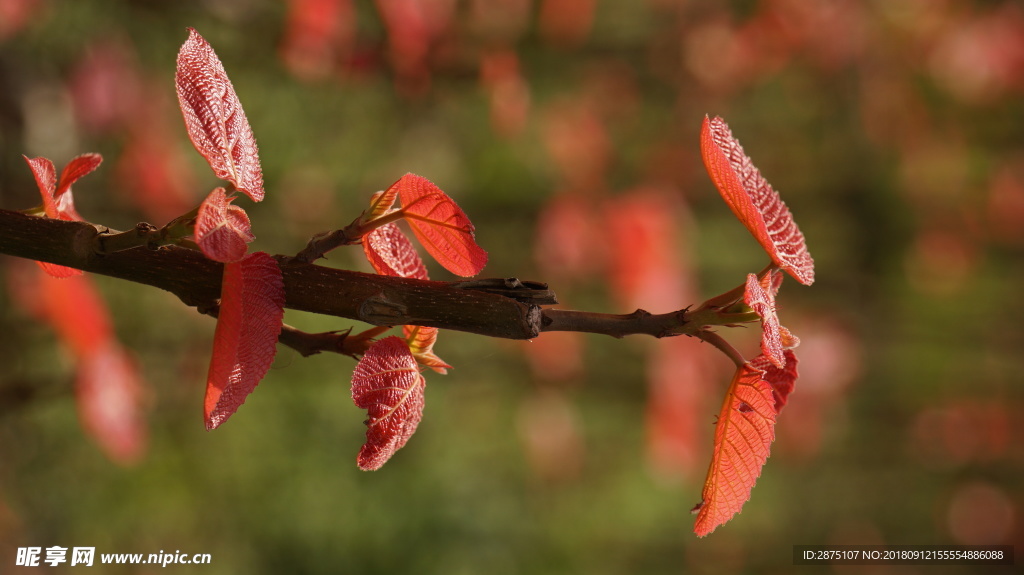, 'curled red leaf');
694,362,777,537
362,222,429,280
204,252,285,430
176,28,264,201
700,116,815,285
351,336,426,470
744,271,785,368
396,173,488,277
195,187,255,263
